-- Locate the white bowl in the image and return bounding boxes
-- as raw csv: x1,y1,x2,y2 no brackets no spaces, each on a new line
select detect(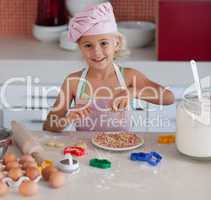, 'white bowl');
65,0,108,16
117,21,155,48
32,24,68,43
